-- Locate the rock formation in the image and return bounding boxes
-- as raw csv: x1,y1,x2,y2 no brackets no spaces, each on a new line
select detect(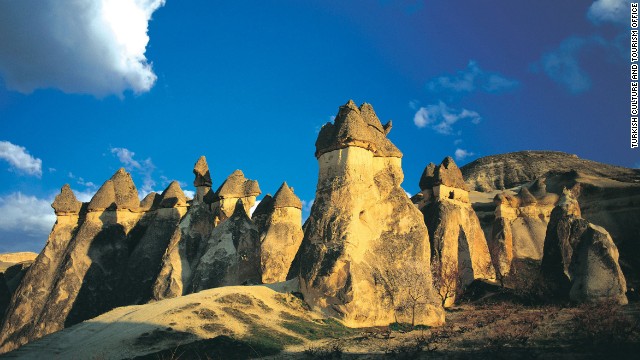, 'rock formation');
0,172,189,353
193,155,213,204
0,252,37,324
289,100,443,327
414,157,494,306
461,150,639,192
190,199,261,291
211,170,261,225
488,181,558,277
541,188,628,304
257,182,304,284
